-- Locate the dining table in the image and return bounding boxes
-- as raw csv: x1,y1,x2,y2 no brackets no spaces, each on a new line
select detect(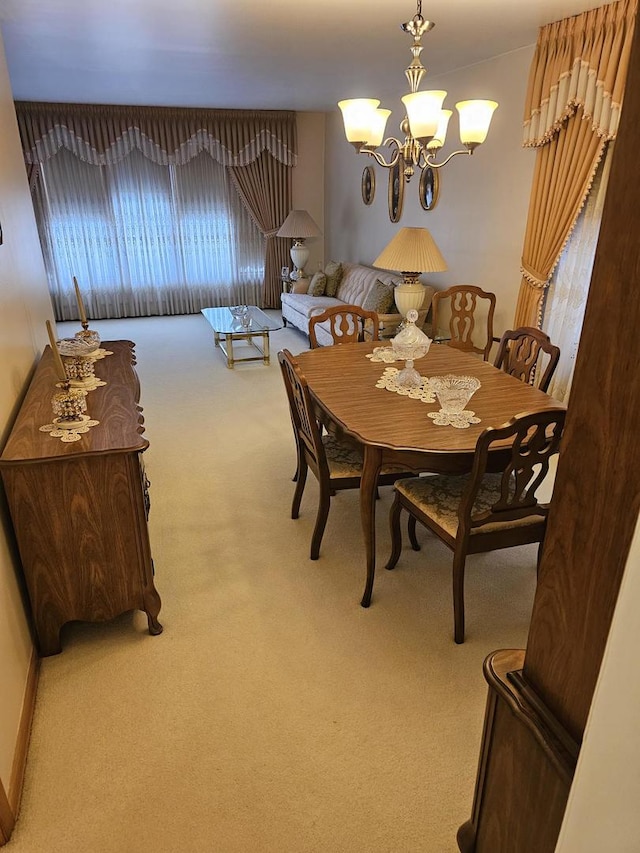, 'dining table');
293,339,565,607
